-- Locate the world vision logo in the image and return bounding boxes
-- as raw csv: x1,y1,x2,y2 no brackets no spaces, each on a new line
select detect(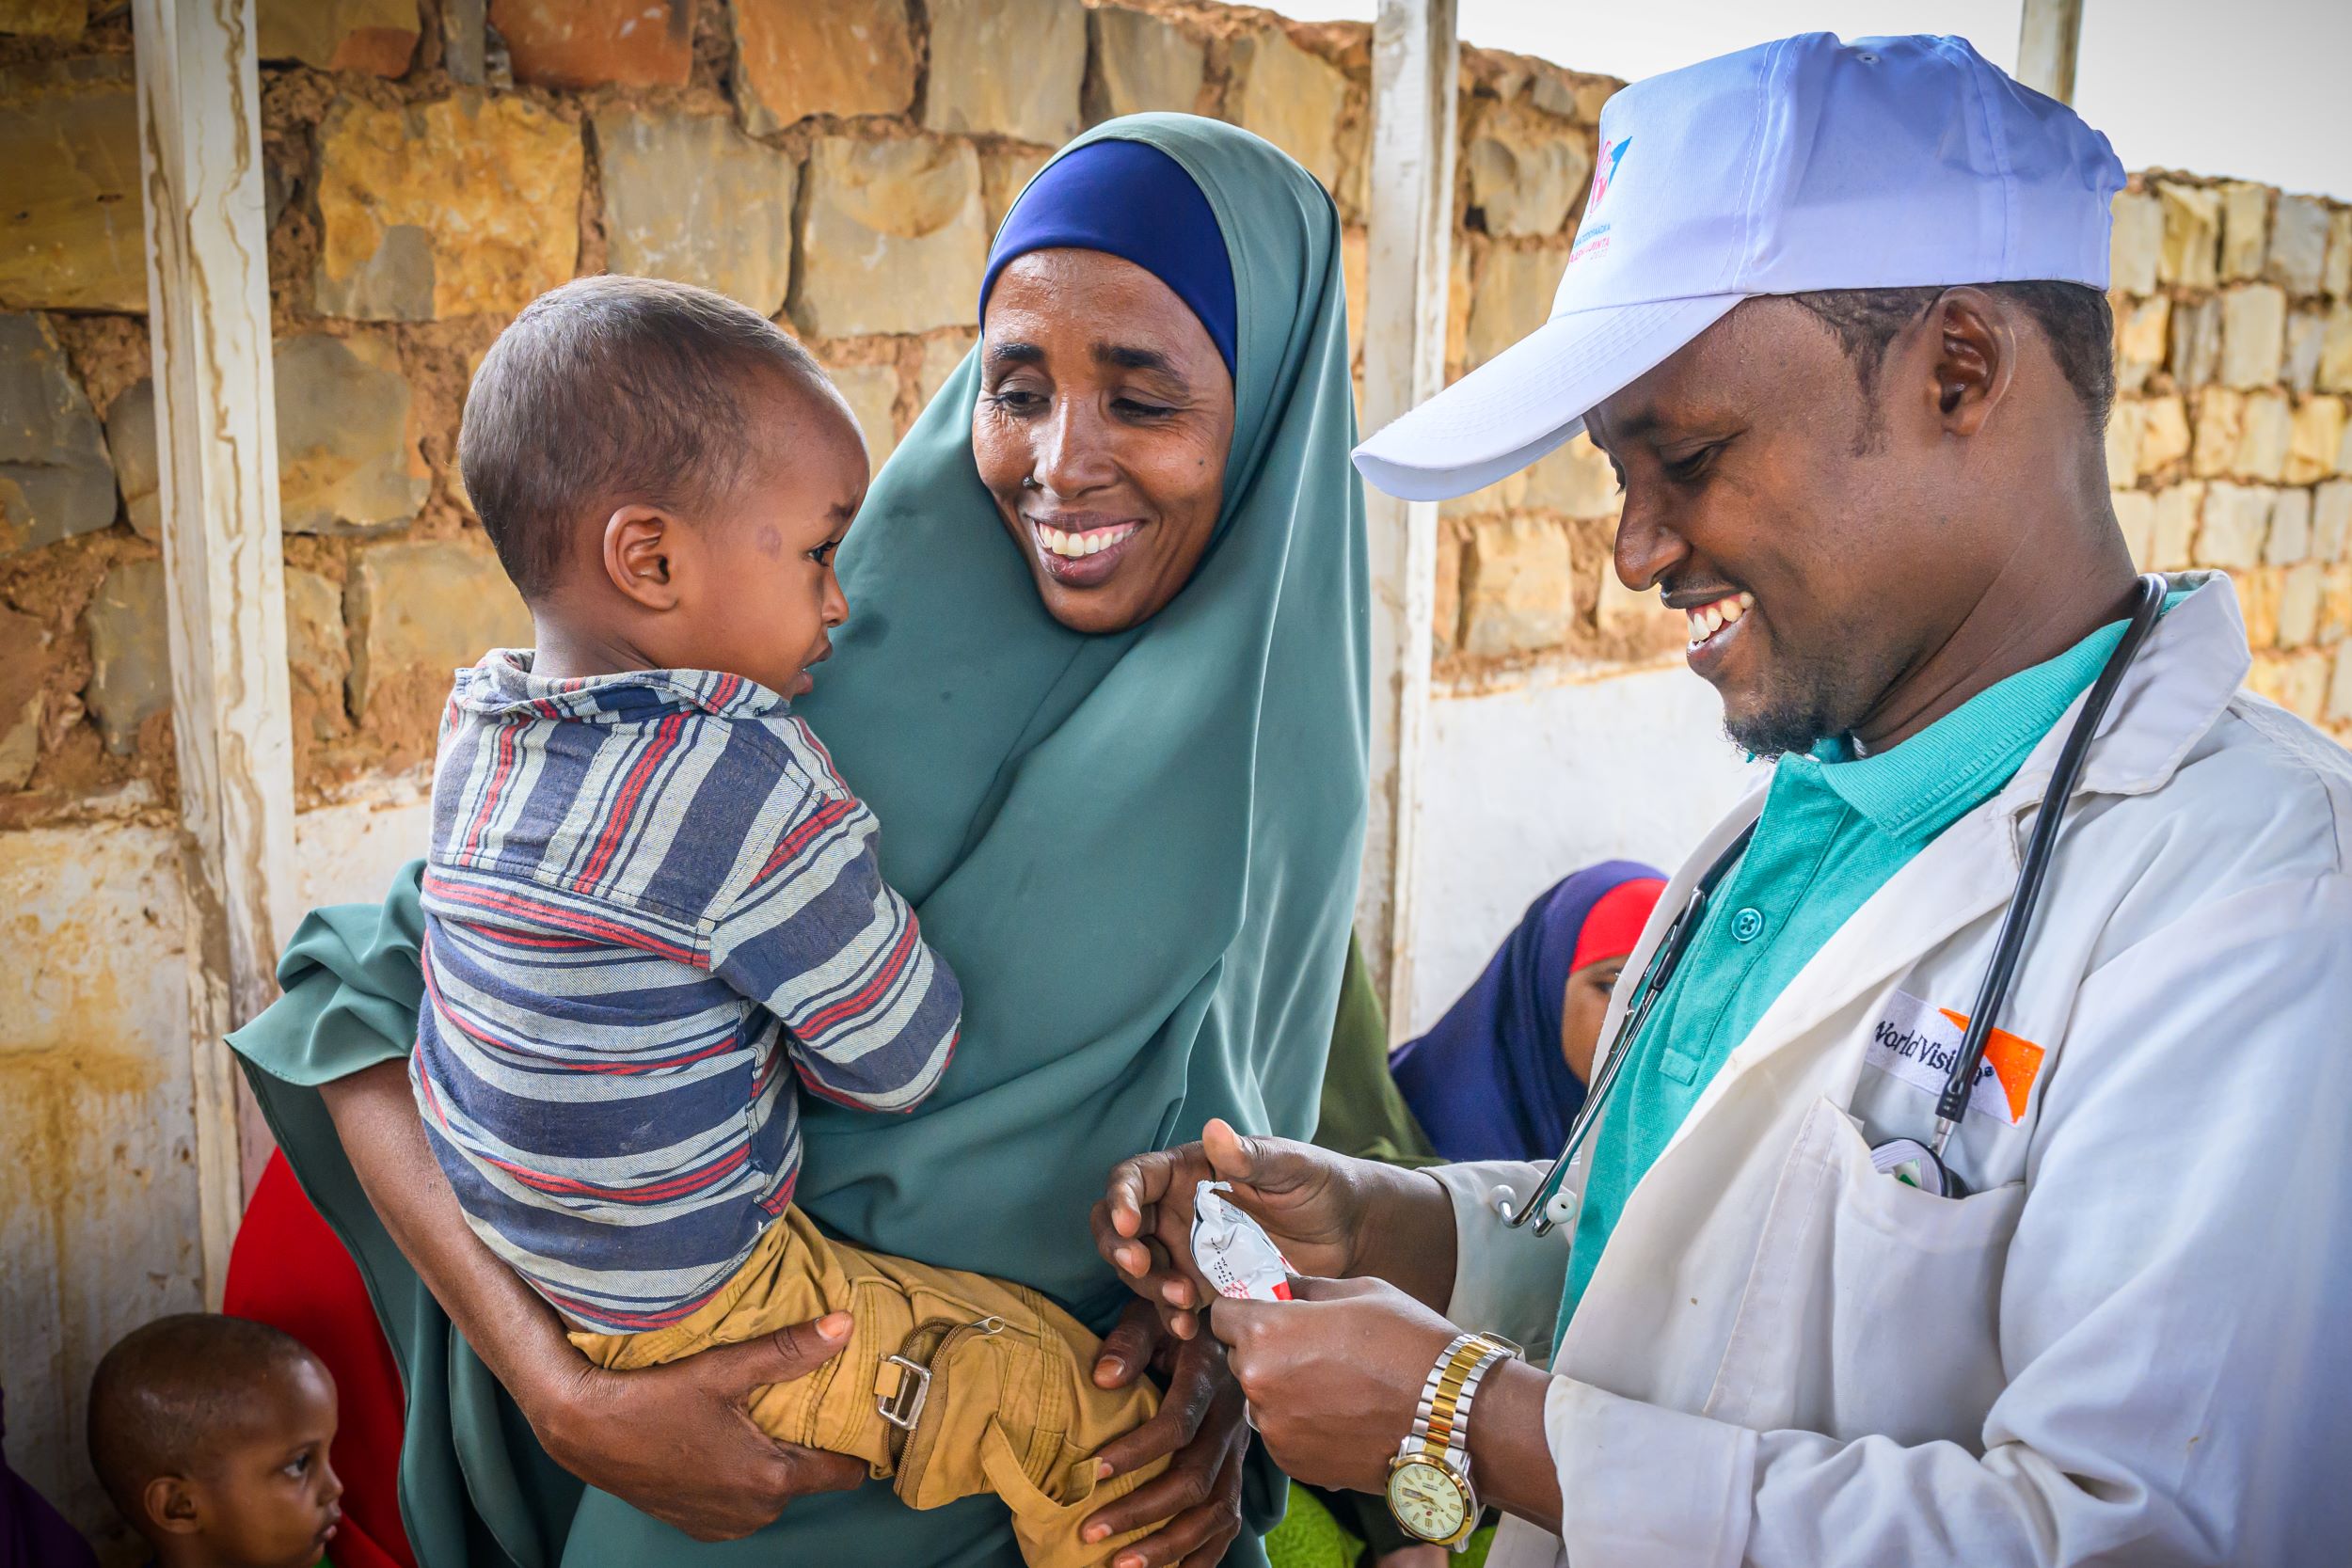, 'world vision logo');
1570,135,1631,264
1937,1006,2044,1124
